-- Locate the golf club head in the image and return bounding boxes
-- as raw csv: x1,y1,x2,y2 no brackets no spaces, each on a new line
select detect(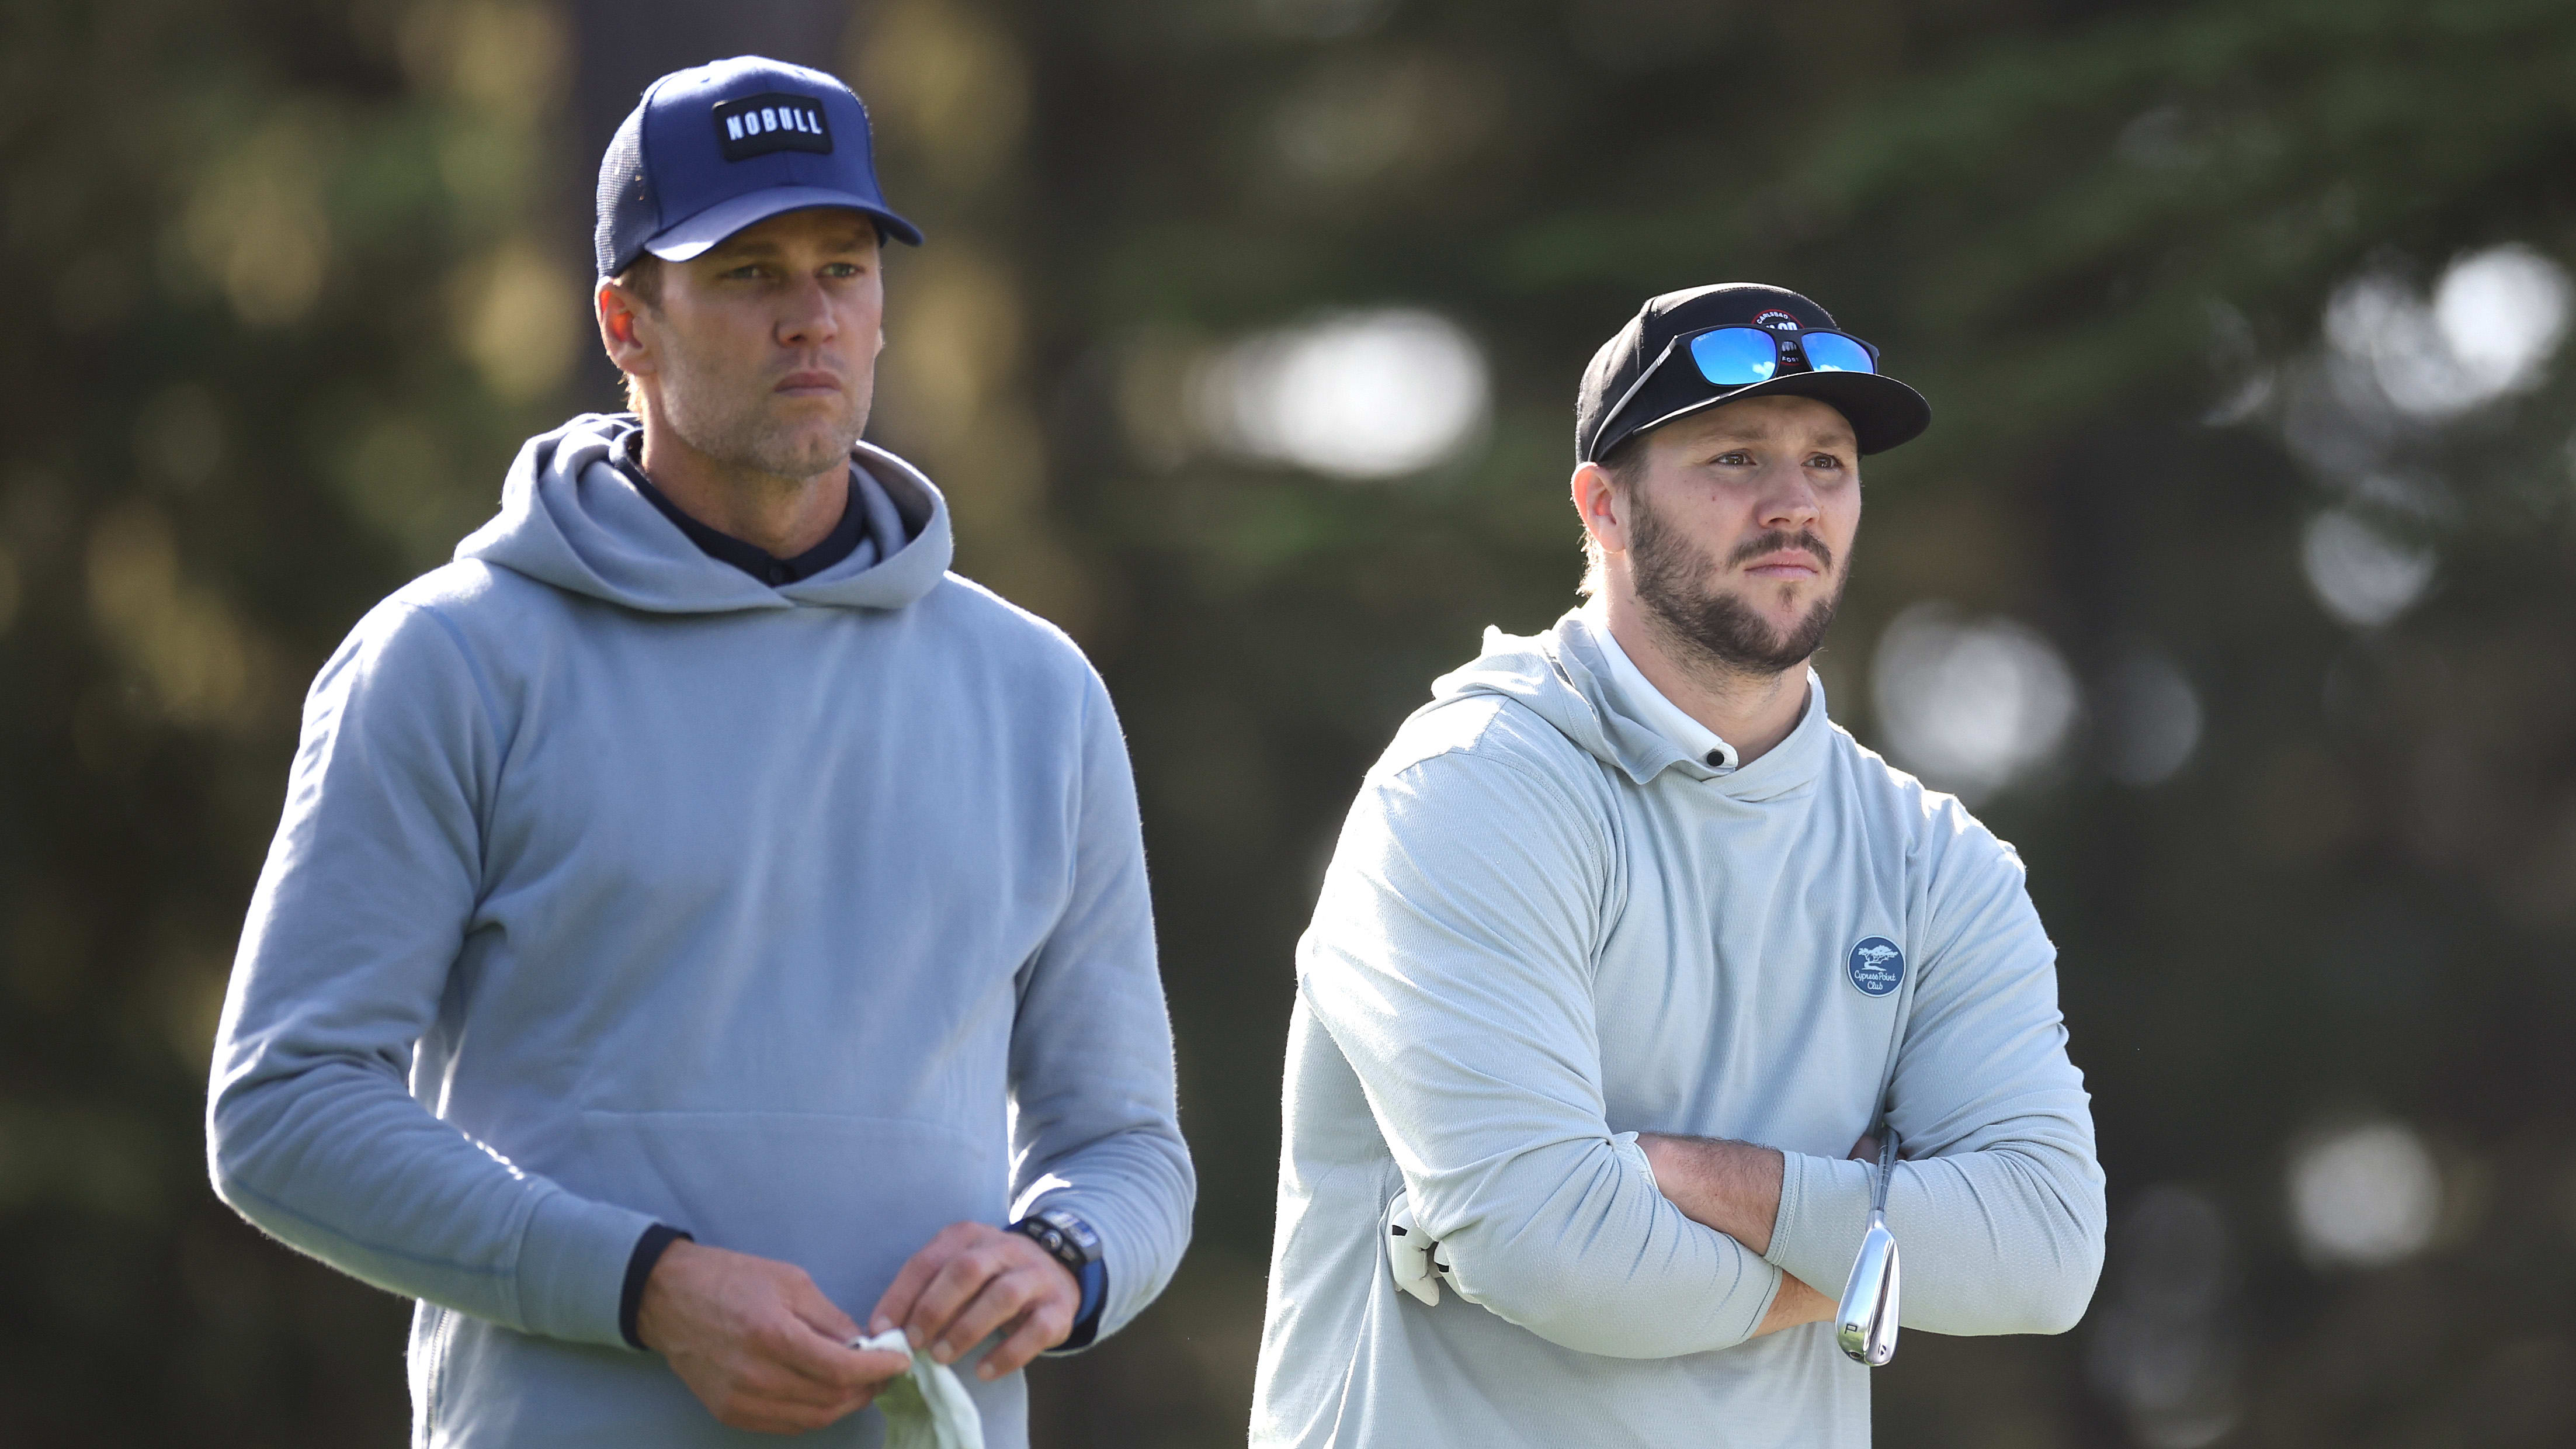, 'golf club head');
1836,1216,1900,1365
1866,1236,1900,1364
